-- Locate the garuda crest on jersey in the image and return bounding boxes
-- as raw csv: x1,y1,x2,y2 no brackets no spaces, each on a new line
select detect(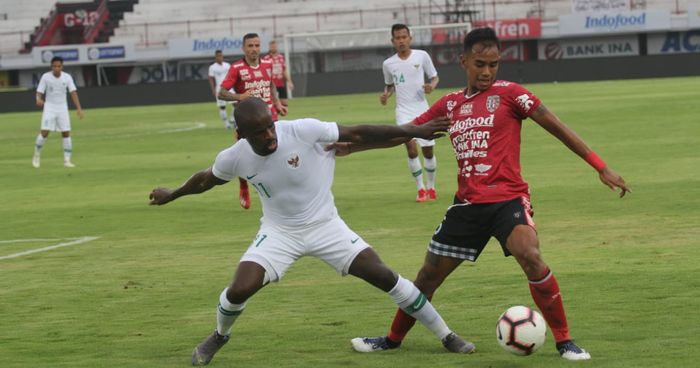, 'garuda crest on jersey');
287,154,300,169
